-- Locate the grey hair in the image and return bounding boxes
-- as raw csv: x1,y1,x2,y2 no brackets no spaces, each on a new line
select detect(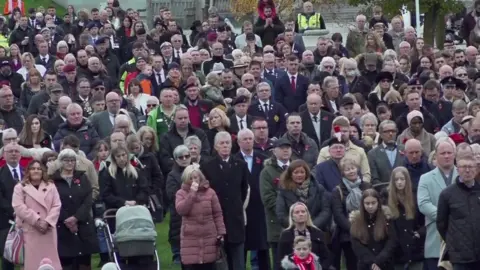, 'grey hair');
404,26,415,33
147,96,159,104
378,120,396,133
319,57,336,71
383,49,397,60
256,82,271,91
214,131,232,146
322,76,338,89
356,14,366,21
236,87,252,99
399,41,411,48
173,145,190,159
184,135,202,149
56,40,68,51
58,148,77,161
435,137,456,152
470,143,480,154
66,103,83,115
237,128,254,140
2,128,18,143
174,104,189,115
360,112,378,128
115,114,130,125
